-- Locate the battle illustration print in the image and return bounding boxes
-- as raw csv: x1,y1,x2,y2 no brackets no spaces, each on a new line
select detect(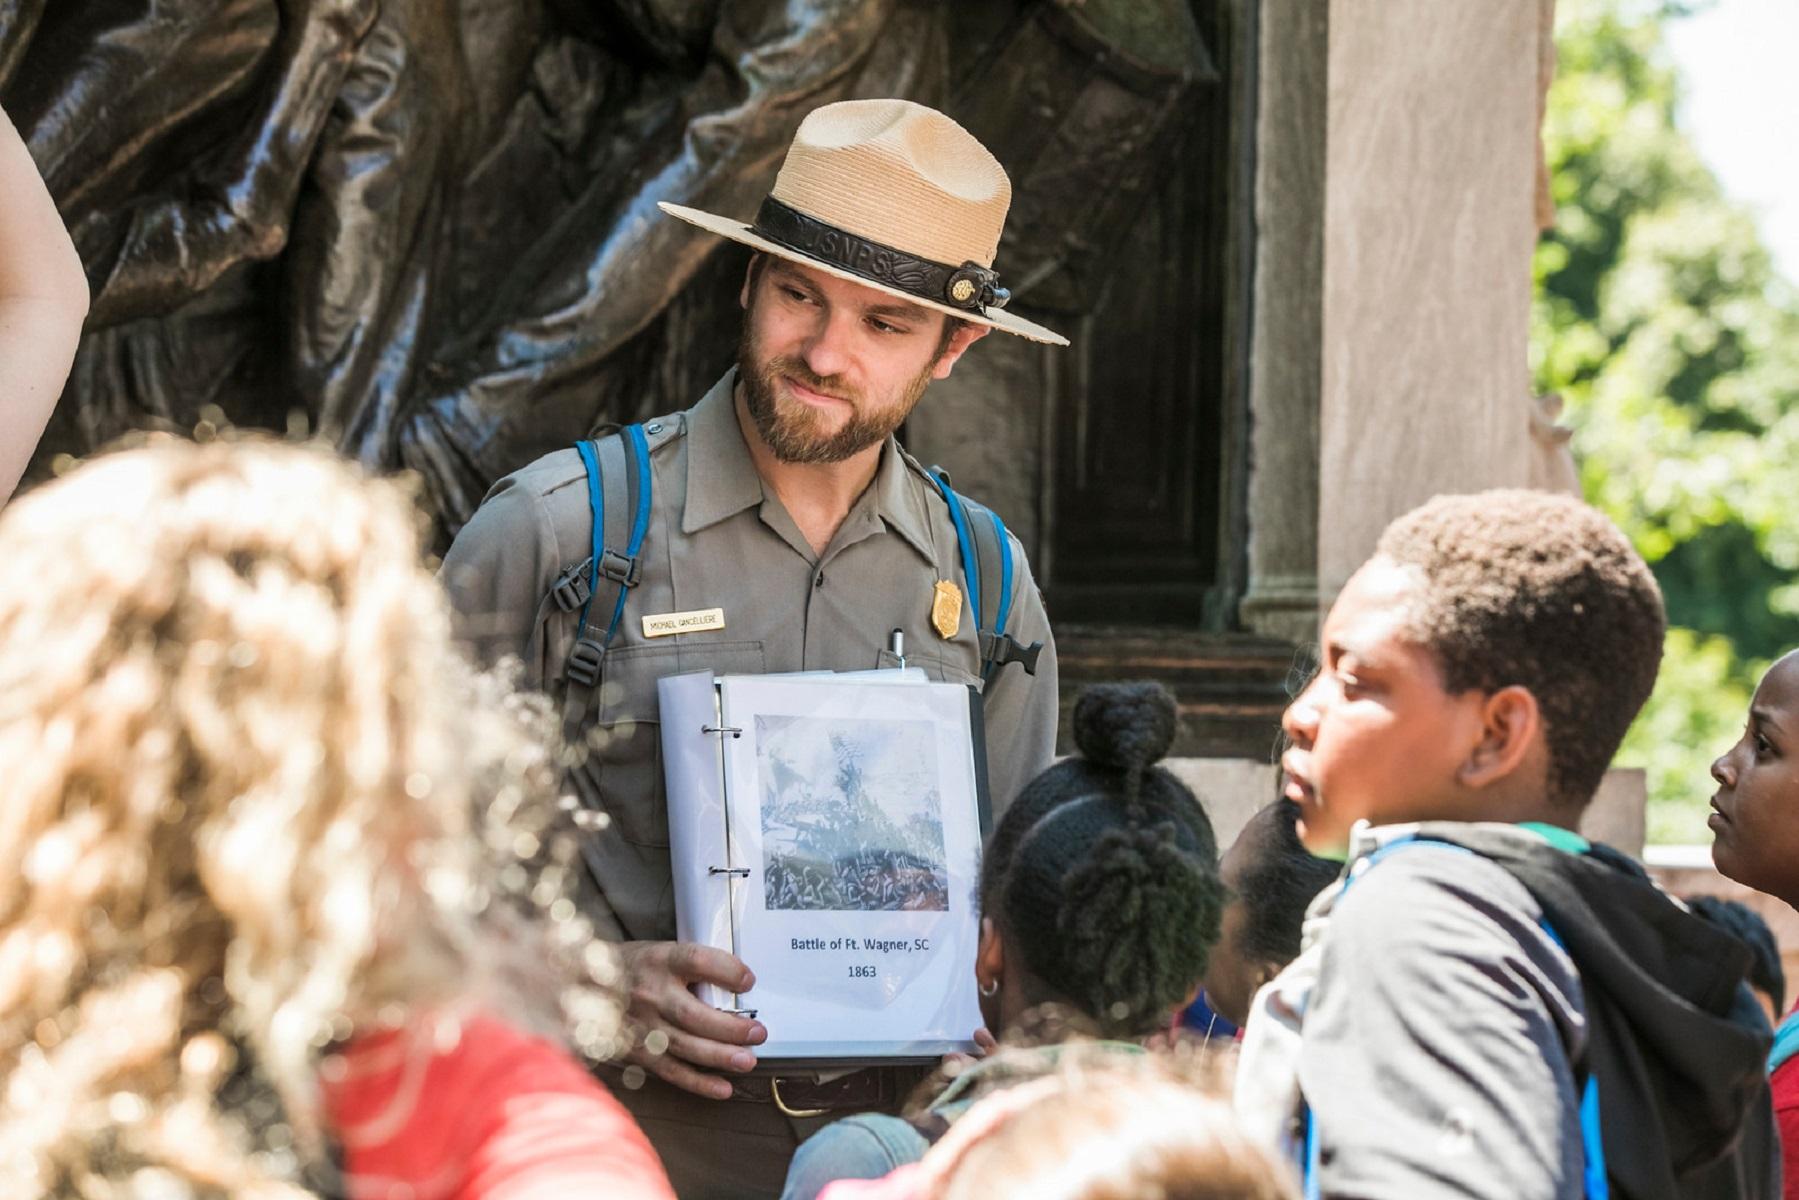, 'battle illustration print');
756,715,949,913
